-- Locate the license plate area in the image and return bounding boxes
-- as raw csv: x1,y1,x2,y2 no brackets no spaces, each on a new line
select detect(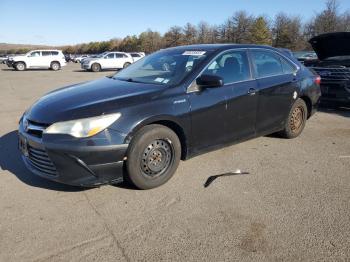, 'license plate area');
19,135,29,157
